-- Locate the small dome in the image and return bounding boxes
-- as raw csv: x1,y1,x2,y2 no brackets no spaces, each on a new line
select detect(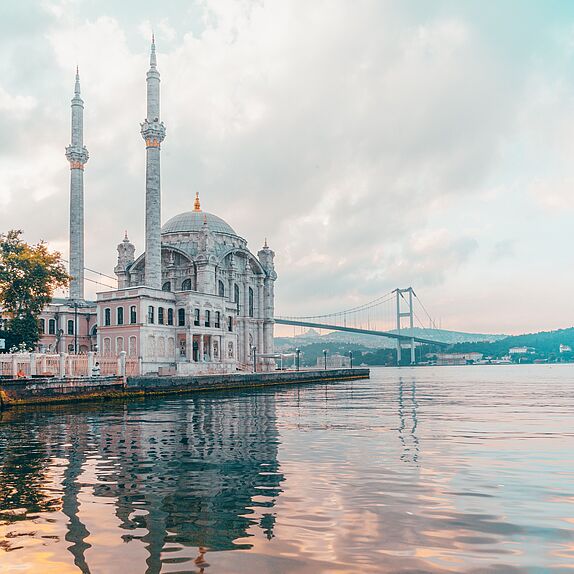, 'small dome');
162,211,237,236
